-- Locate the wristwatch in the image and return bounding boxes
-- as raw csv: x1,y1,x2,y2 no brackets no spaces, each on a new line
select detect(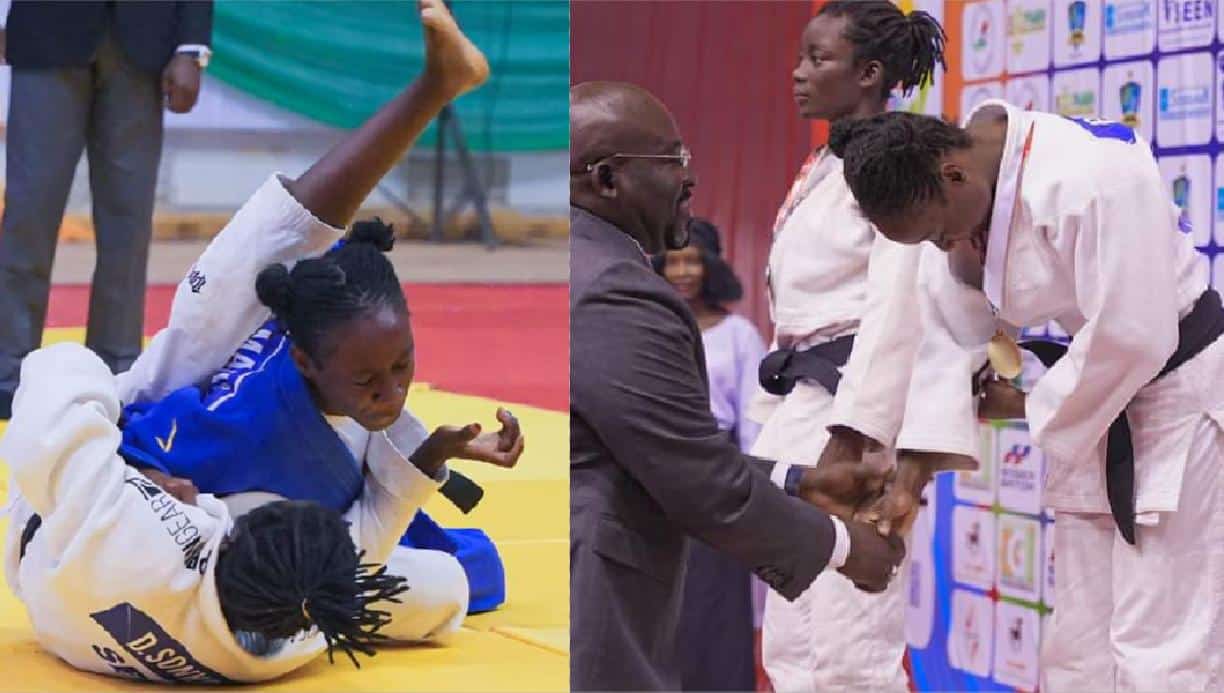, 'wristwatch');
176,44,212,69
